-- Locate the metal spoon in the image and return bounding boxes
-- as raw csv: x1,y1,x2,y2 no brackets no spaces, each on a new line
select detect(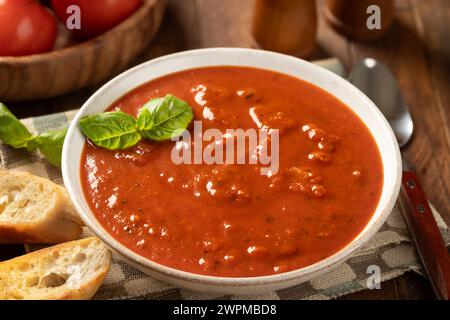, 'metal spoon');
349,58,413,147
349,58,450,300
